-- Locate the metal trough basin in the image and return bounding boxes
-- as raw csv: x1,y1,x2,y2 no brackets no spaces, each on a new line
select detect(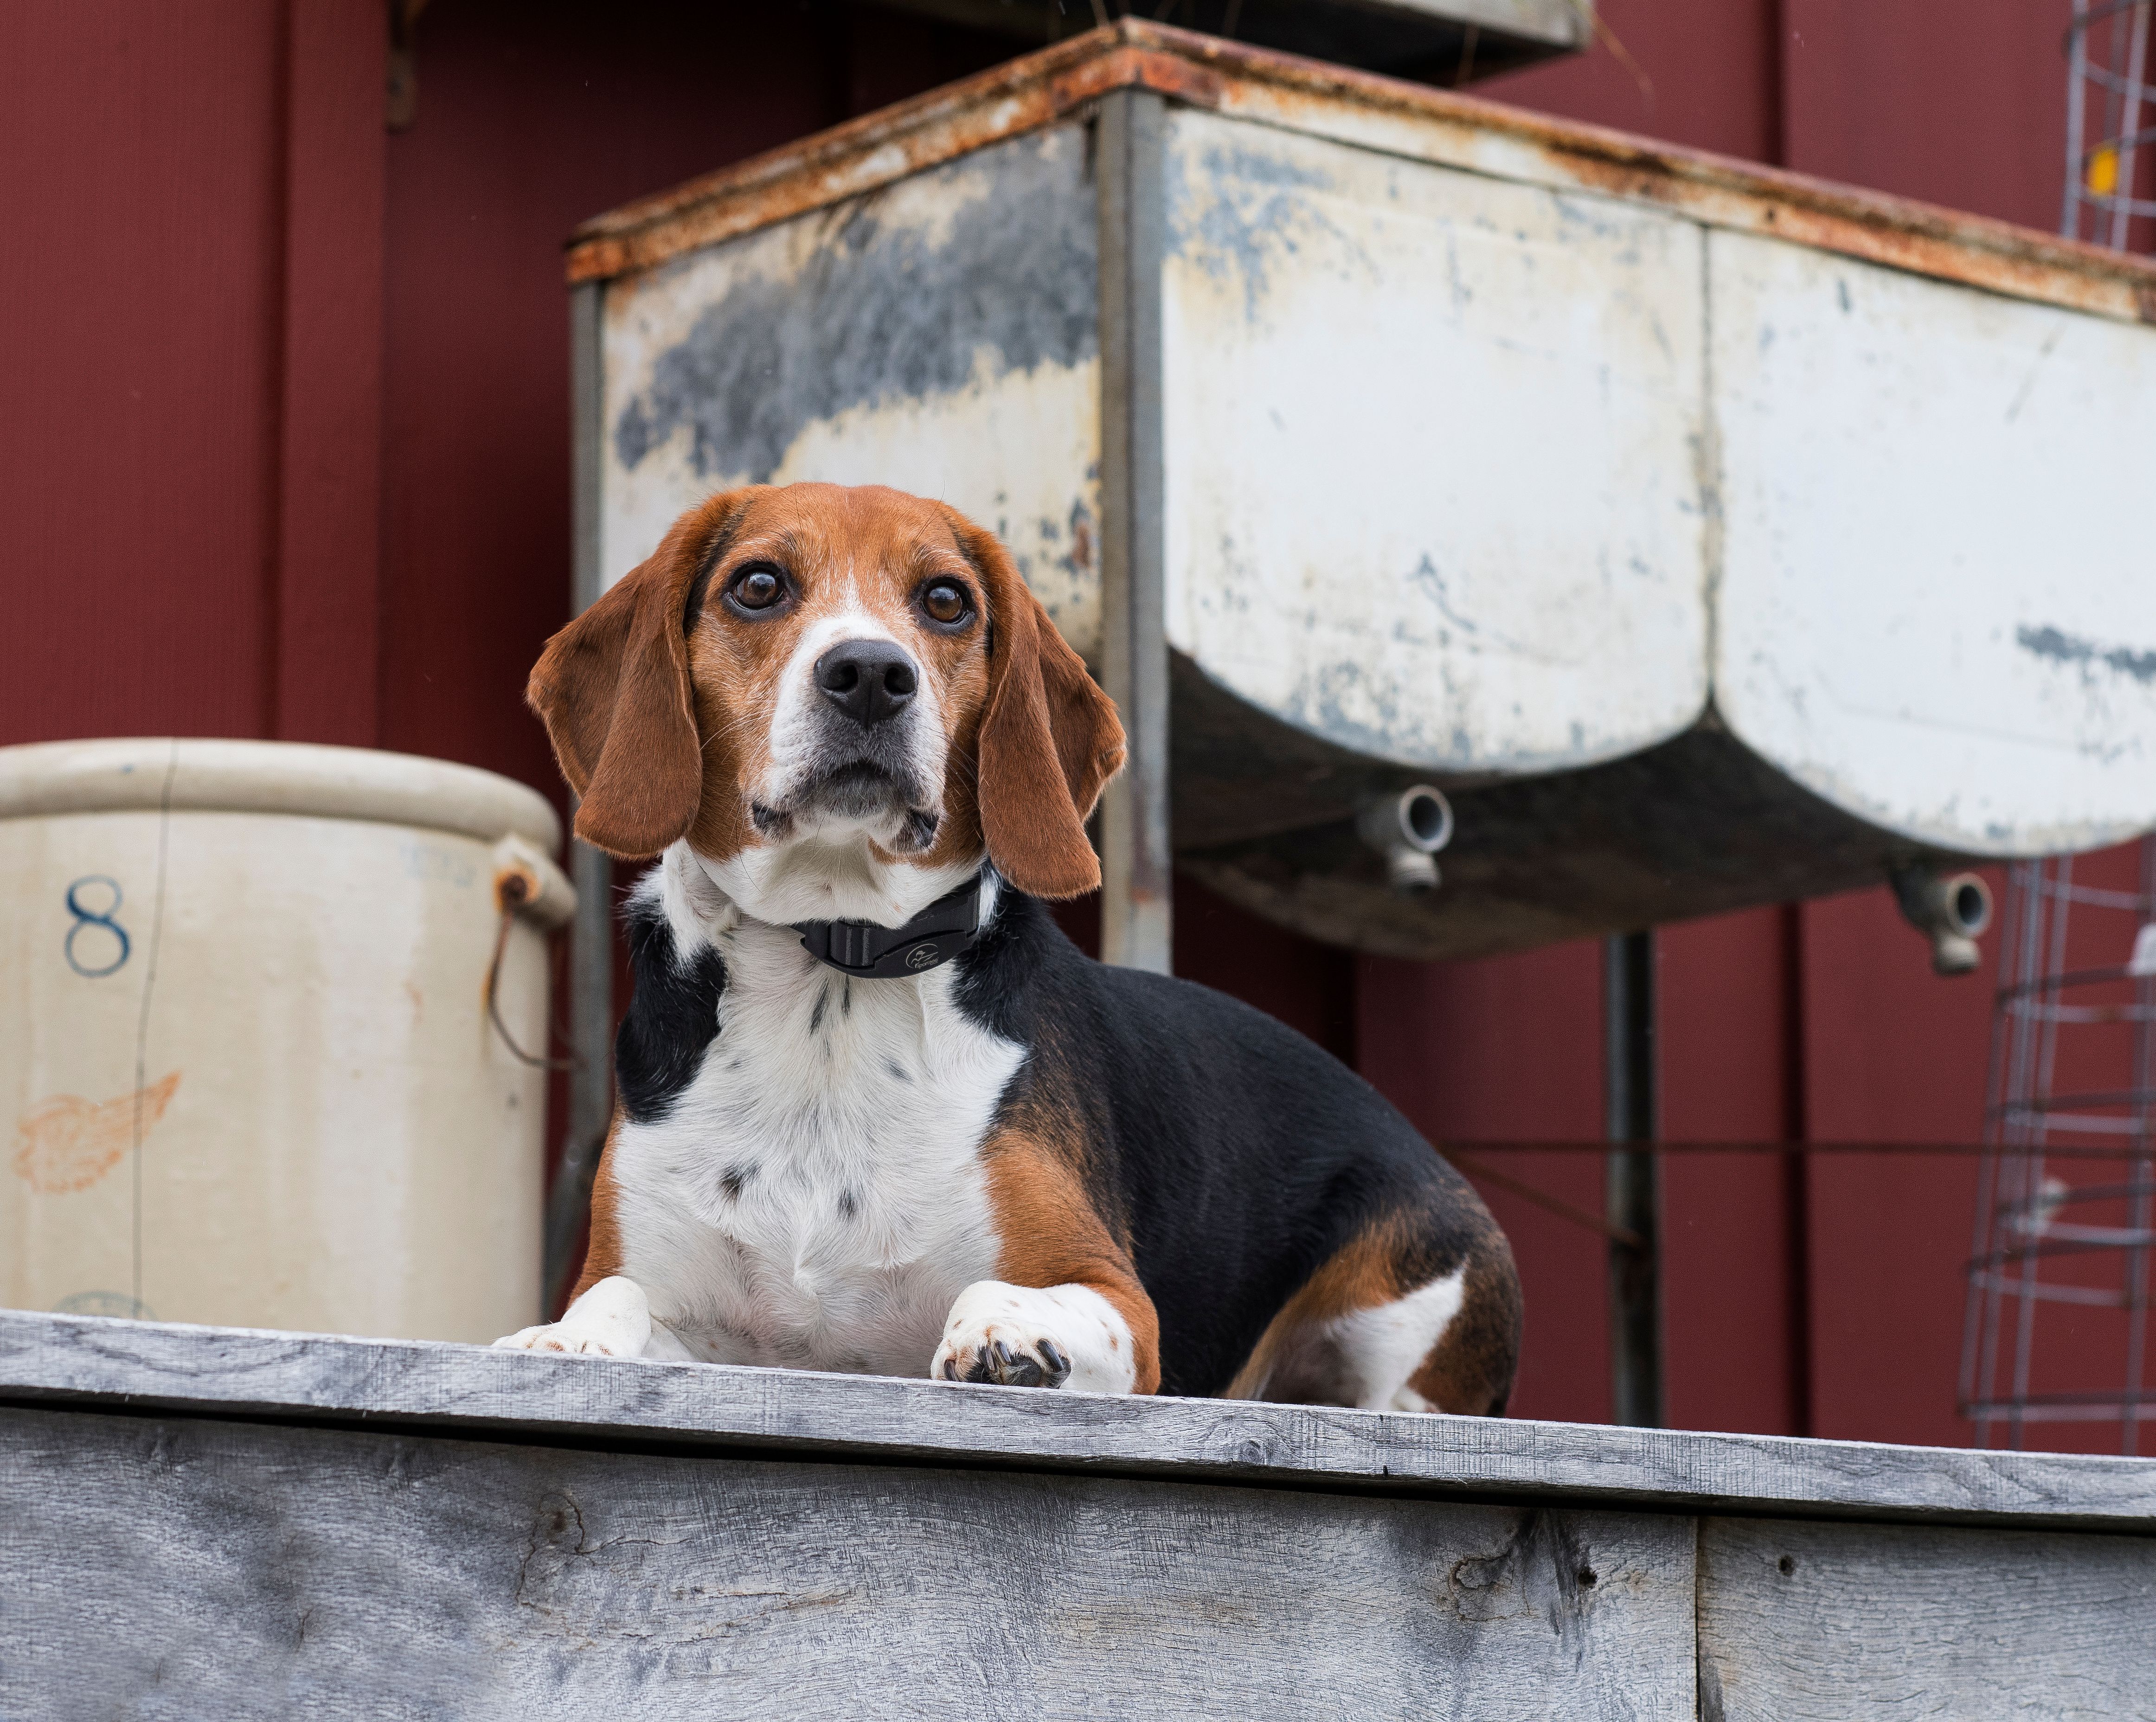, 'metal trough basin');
571,22,2156,962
